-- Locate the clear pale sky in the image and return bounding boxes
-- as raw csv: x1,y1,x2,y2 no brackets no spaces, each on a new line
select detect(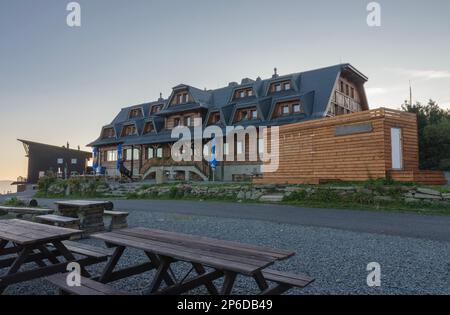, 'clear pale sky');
1,0,449,180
